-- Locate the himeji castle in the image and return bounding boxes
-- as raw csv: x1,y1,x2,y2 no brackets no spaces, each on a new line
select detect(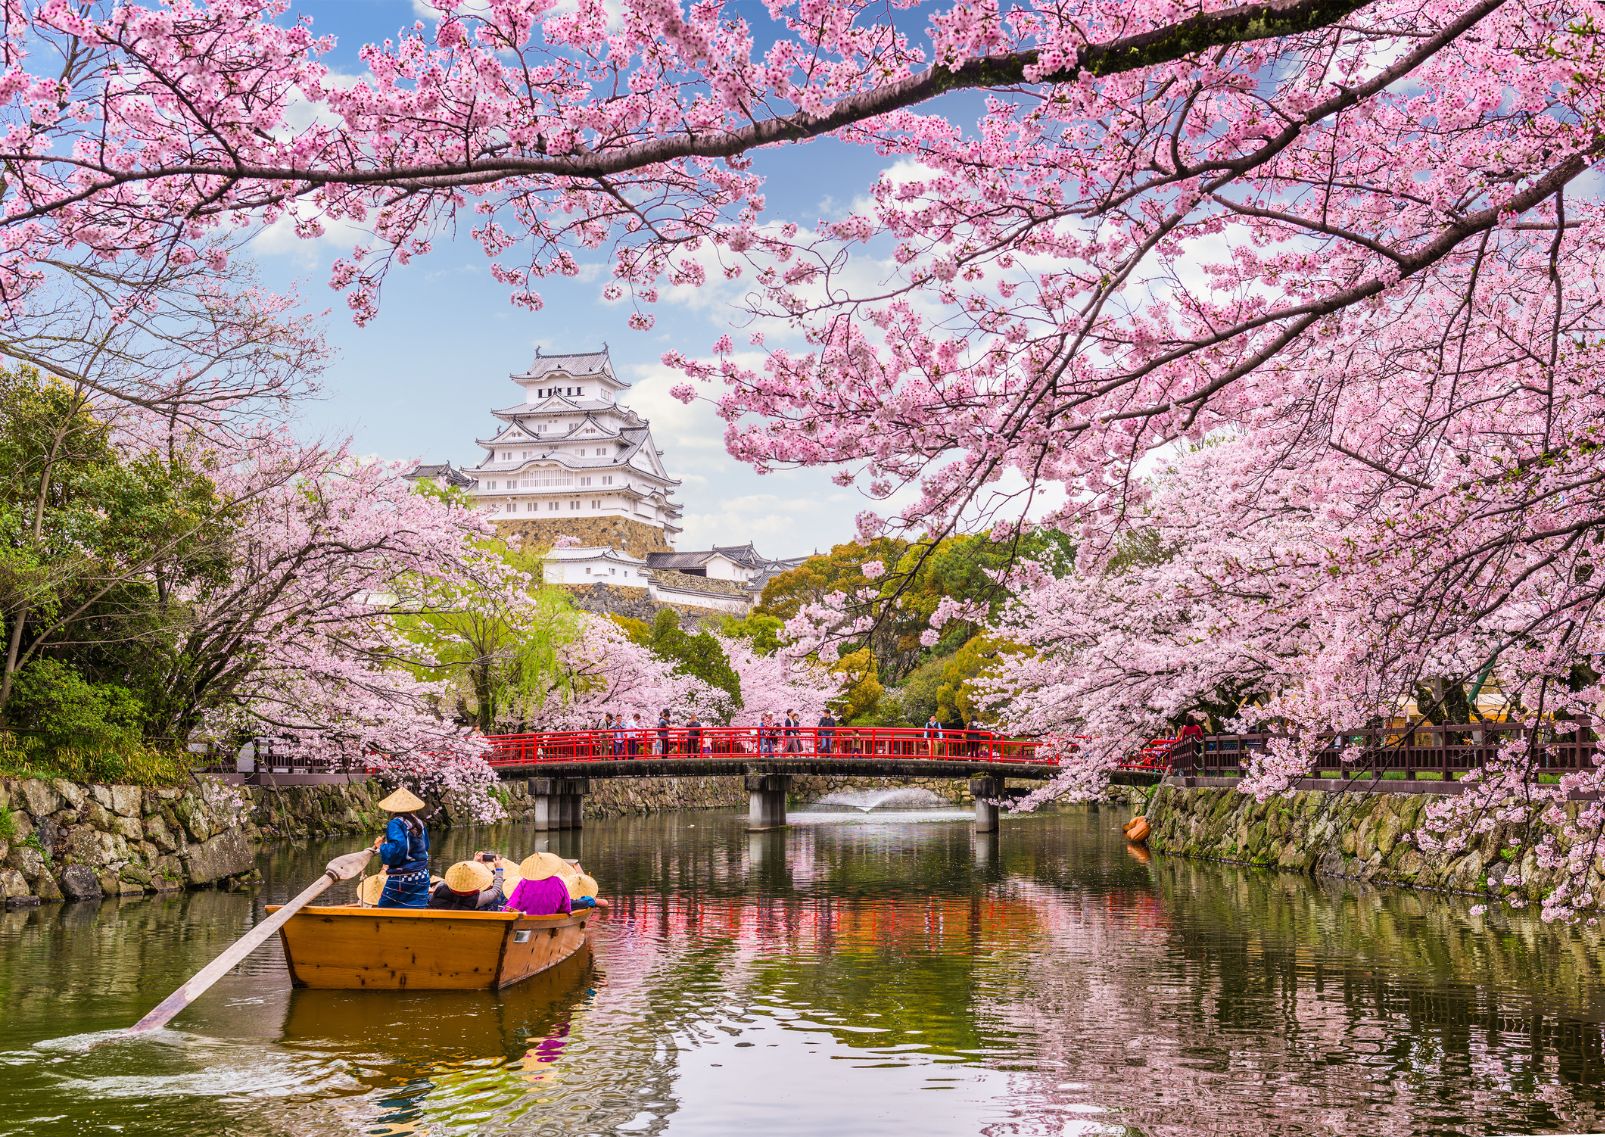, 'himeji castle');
408,347,801,614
